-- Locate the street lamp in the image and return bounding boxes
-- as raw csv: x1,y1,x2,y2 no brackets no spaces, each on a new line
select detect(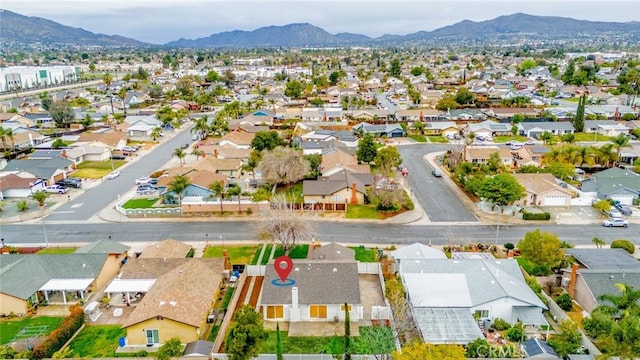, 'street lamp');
495,204,502,246
42,219,49,248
